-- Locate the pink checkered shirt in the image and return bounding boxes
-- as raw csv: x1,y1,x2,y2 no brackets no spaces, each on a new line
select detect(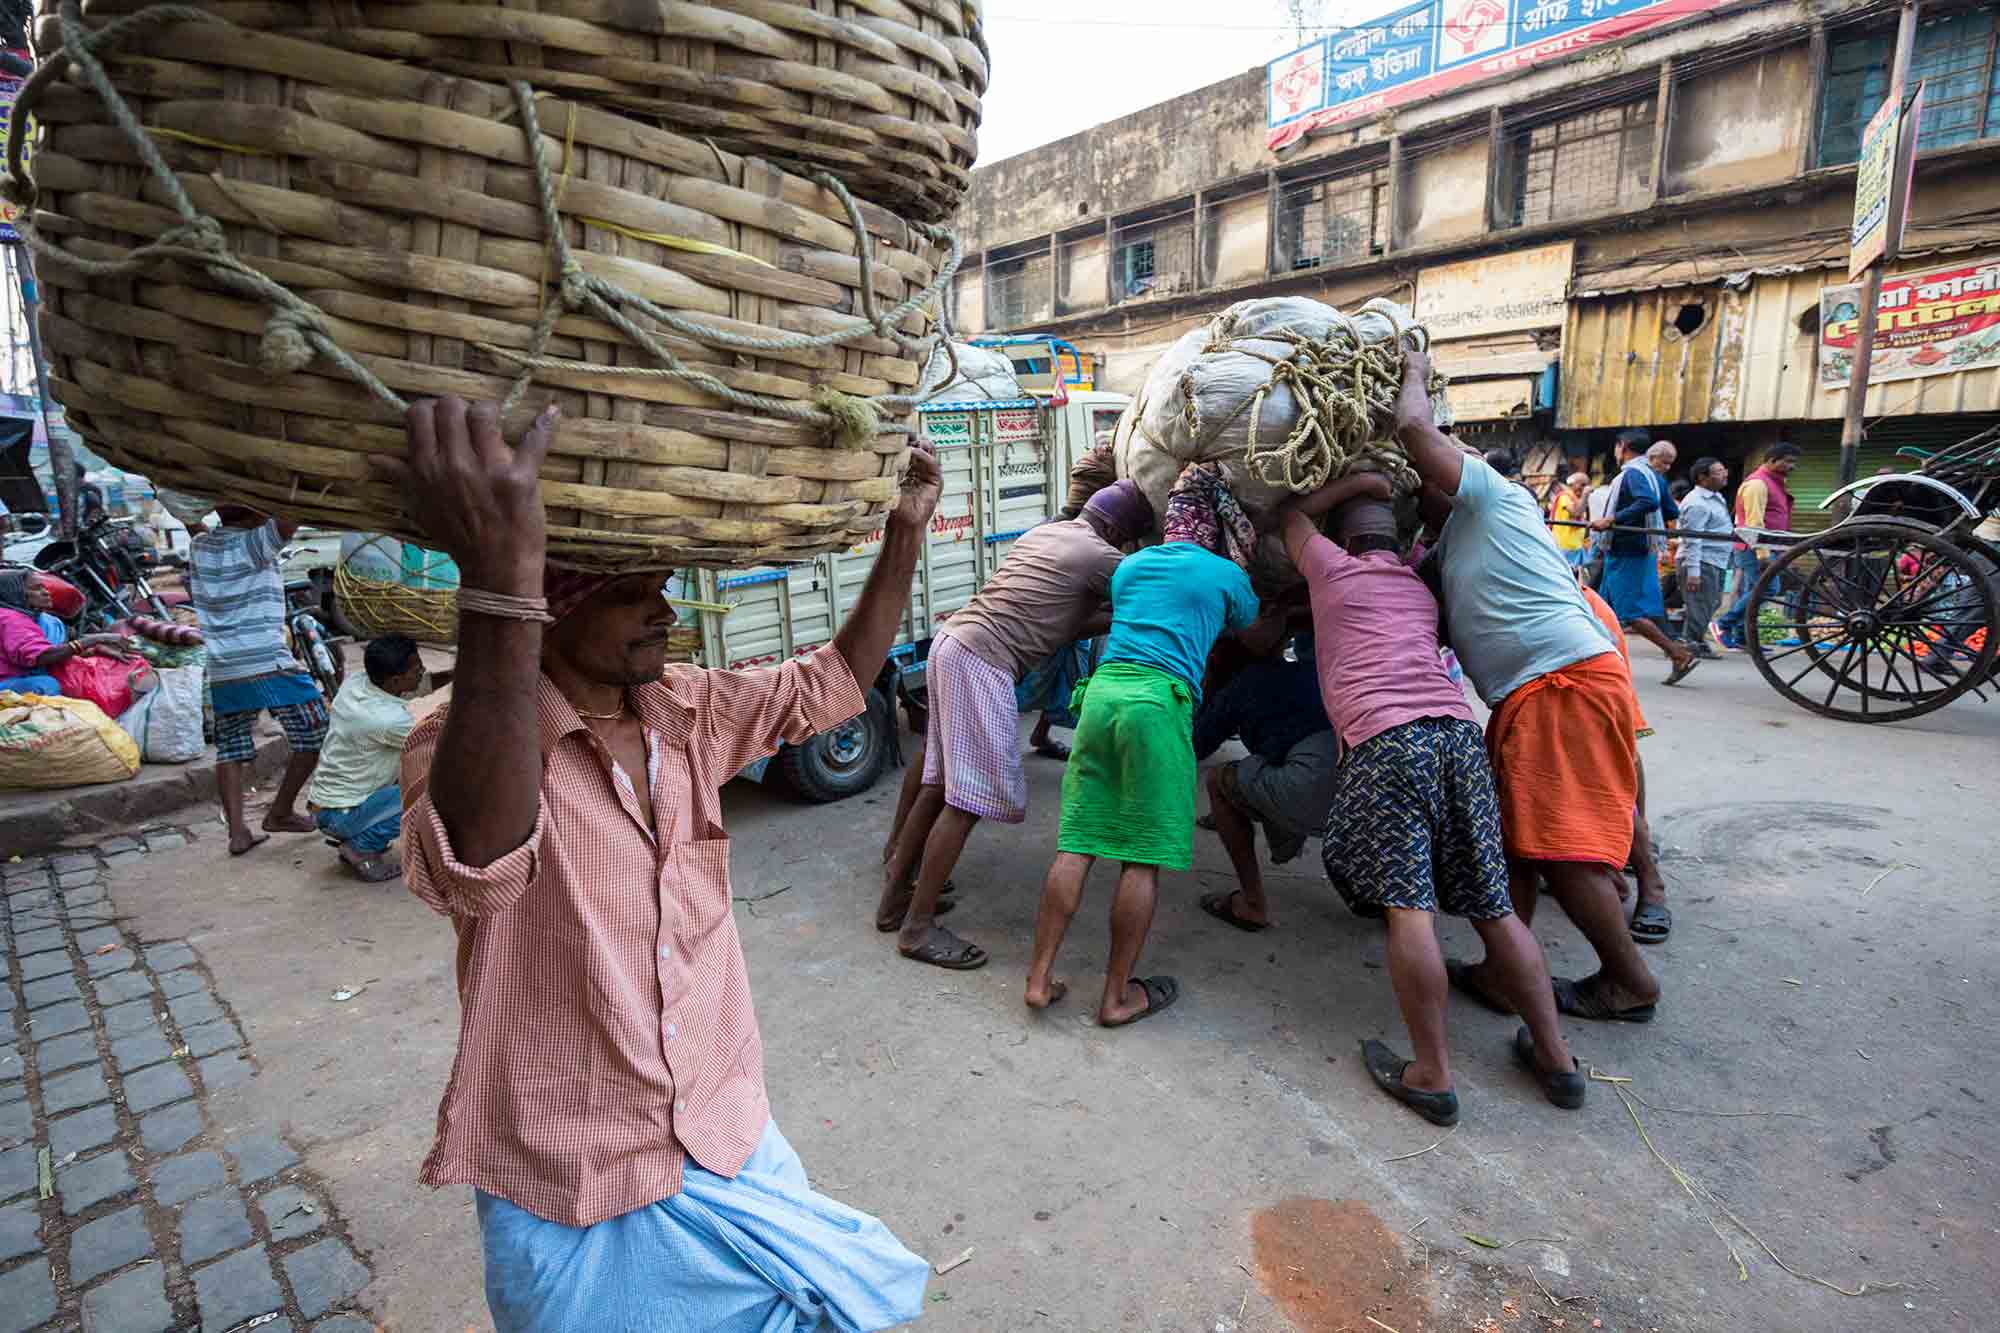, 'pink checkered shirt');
400,645,866,1227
